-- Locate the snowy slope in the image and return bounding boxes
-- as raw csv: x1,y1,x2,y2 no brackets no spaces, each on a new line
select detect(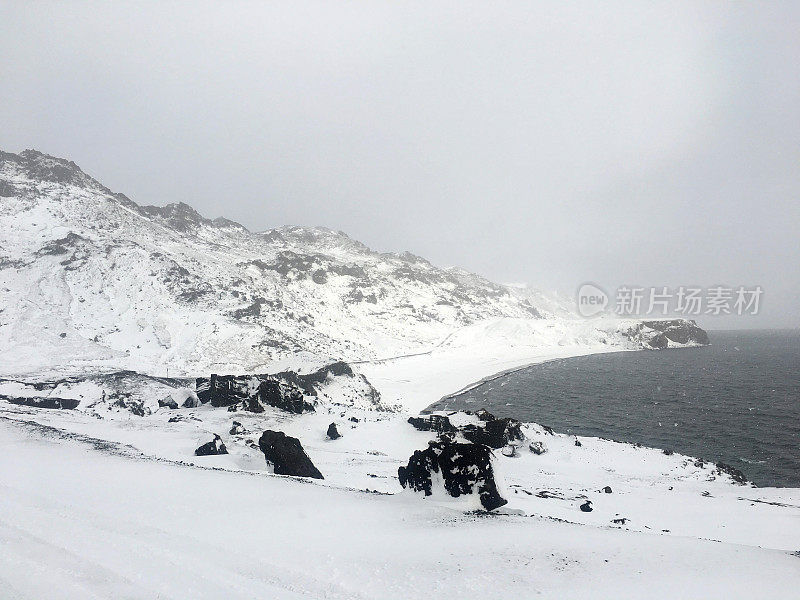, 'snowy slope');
0,149,704,380
2,410,799,600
